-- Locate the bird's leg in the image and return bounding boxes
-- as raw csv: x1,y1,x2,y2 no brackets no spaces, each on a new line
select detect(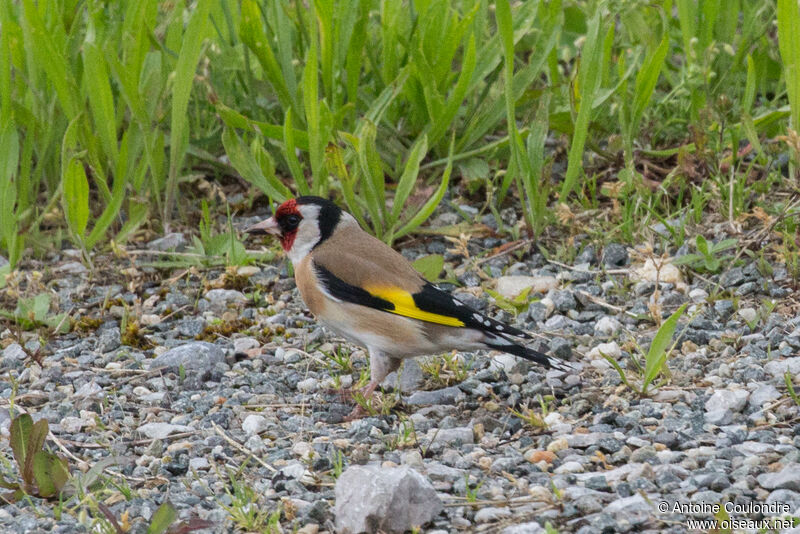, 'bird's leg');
345,350,401,420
